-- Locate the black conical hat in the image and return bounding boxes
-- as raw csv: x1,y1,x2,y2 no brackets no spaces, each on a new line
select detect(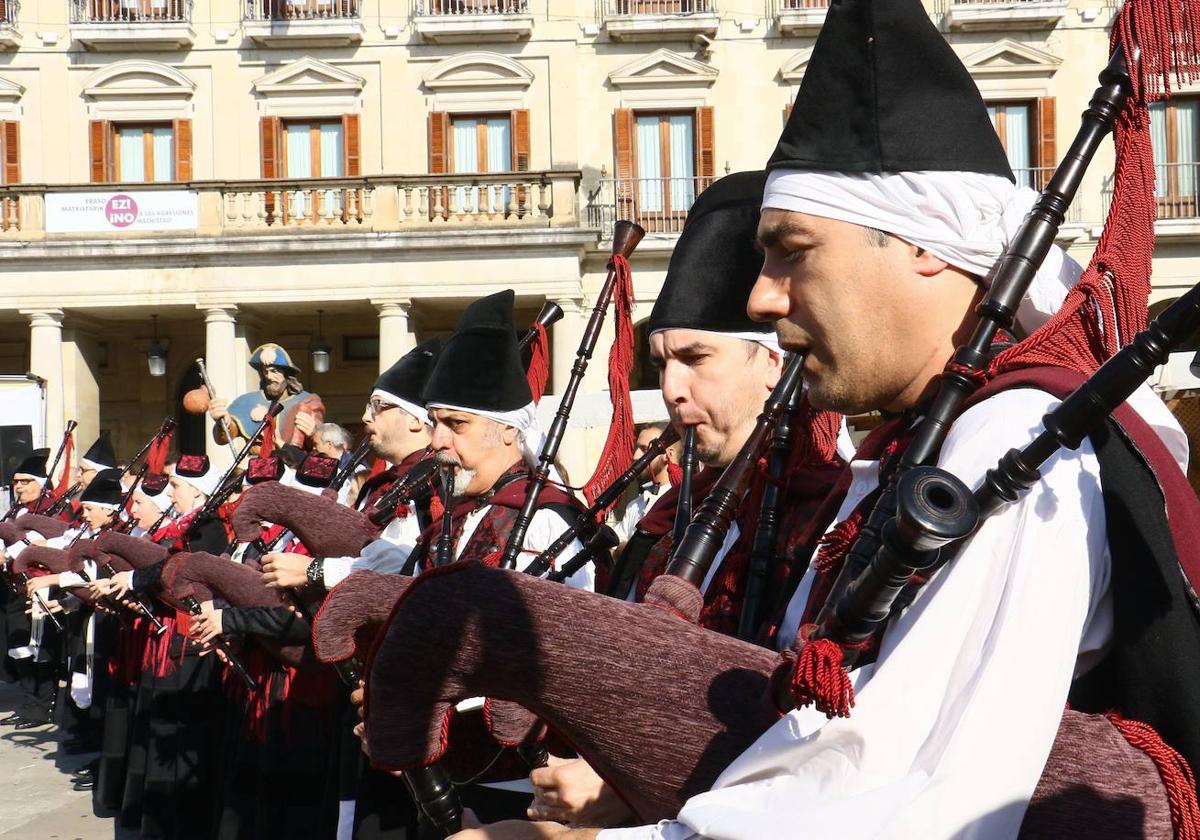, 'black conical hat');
649,171,772,336
767,0,1011,180
373,338,444,408
422,291,532,413
13,448,50,480
80,468,123,507
82,435,117,470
